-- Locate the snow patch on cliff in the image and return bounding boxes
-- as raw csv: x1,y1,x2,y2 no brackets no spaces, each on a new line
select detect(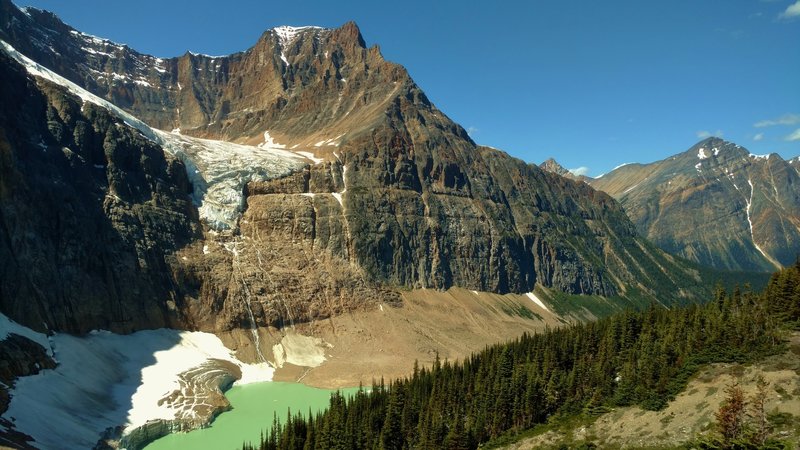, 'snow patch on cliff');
272,26,323,46
294,151,323,164
743,179,782,269
525,292,551,313
0,313,52,357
